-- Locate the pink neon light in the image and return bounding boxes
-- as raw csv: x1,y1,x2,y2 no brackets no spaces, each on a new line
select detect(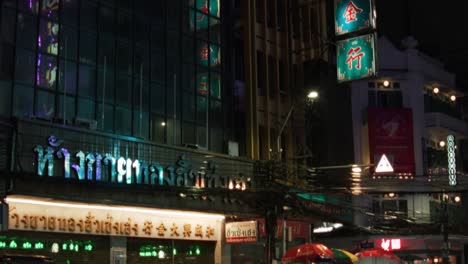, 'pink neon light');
380,238,401,251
